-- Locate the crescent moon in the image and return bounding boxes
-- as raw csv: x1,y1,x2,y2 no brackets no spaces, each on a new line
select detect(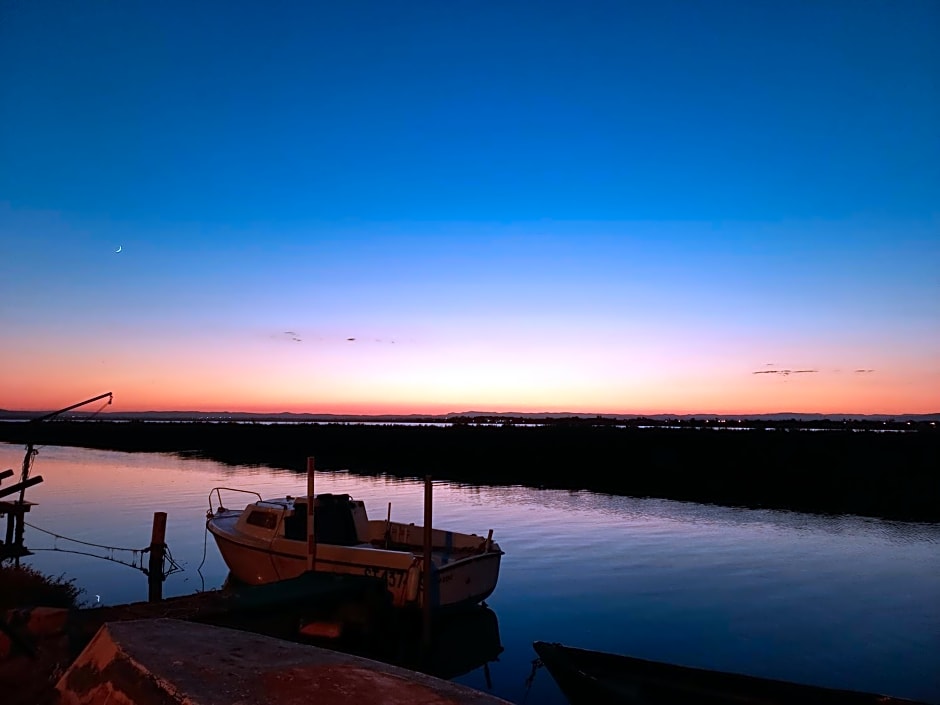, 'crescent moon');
115,246,122,253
